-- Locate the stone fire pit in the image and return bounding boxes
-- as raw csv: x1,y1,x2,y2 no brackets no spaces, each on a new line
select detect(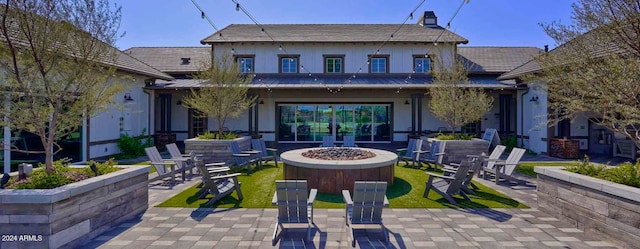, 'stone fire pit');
281,148,397,194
